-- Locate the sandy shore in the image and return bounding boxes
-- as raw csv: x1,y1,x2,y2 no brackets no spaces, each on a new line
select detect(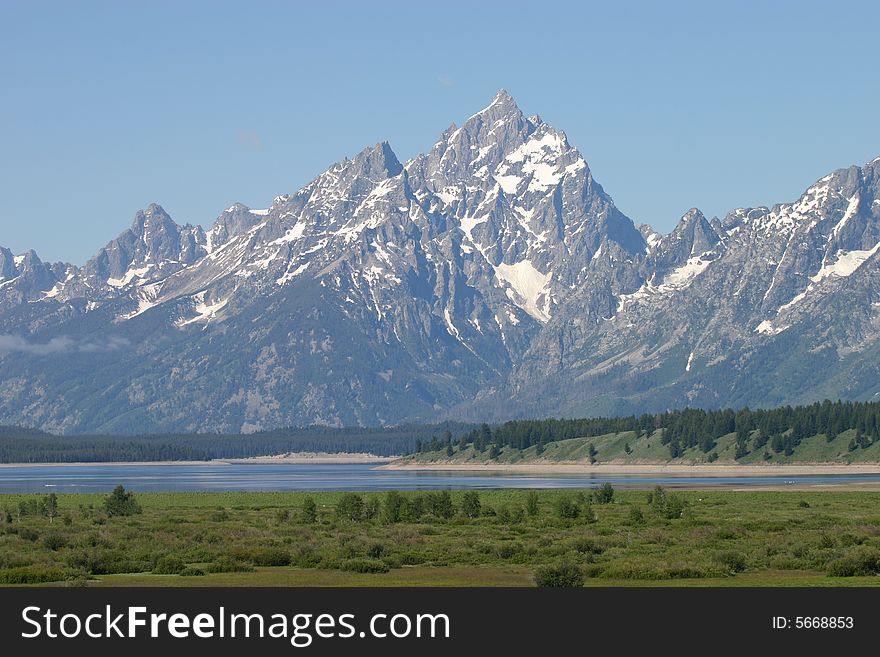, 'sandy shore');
0,453,392,467
225,452,392,465
380,462,880,476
